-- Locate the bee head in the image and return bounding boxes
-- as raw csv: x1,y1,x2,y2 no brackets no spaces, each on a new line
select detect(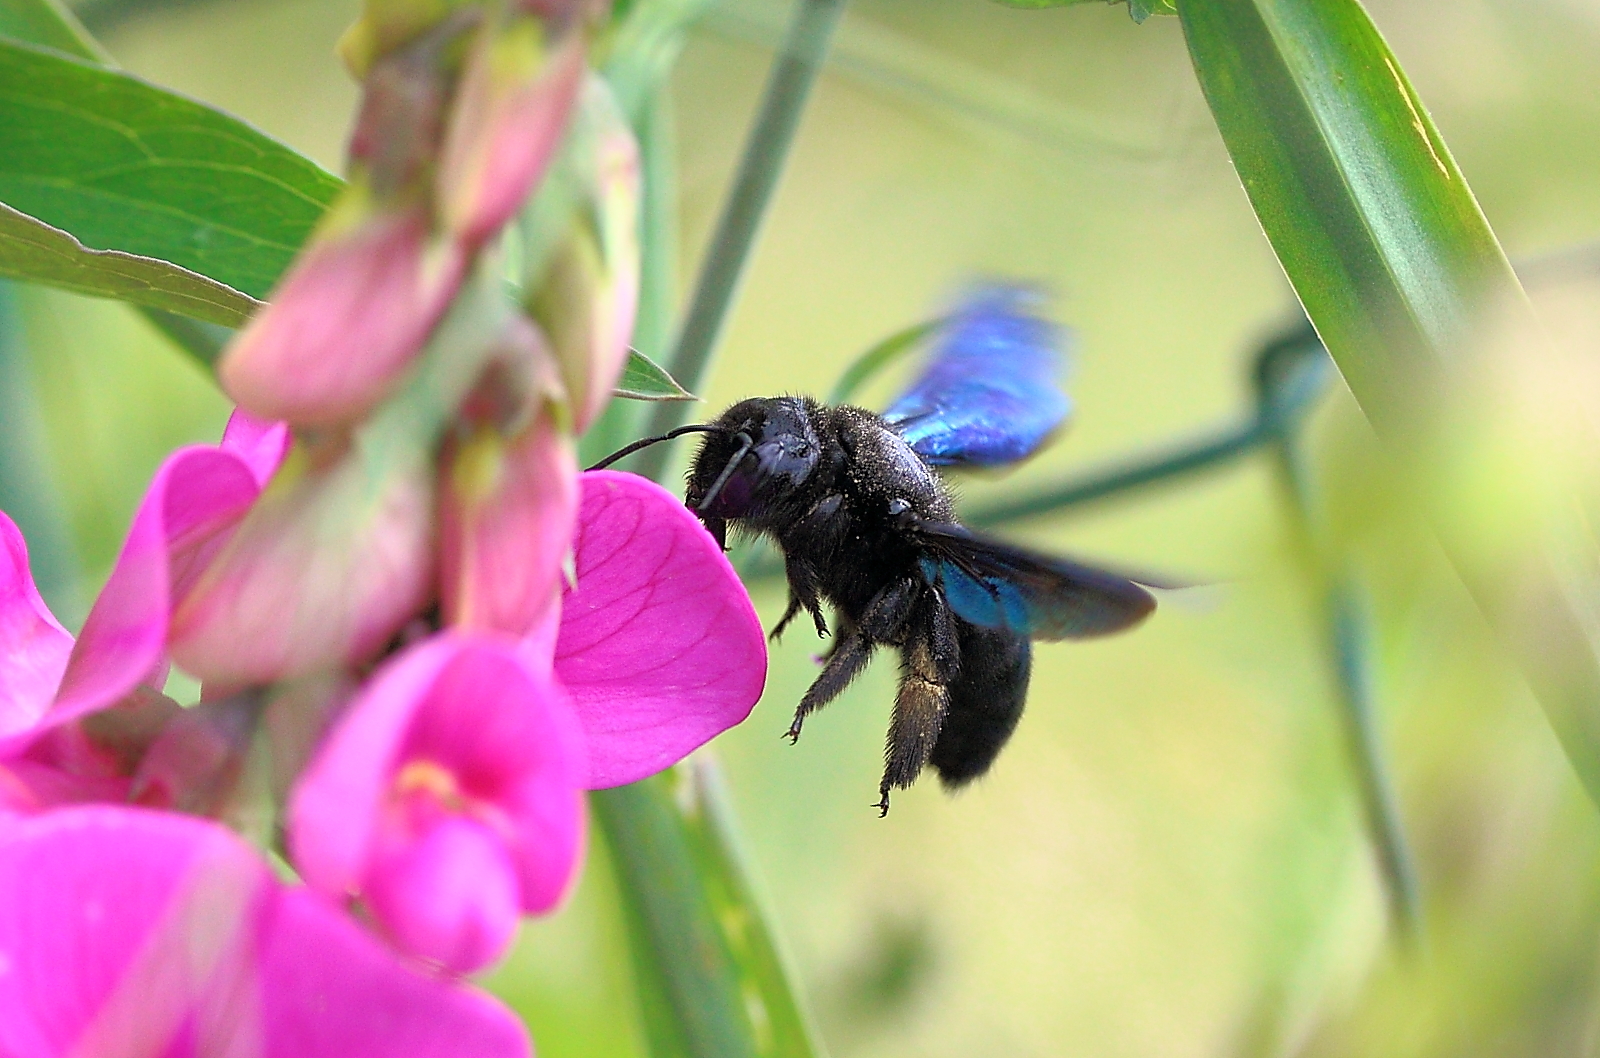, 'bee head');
688,397,821,525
